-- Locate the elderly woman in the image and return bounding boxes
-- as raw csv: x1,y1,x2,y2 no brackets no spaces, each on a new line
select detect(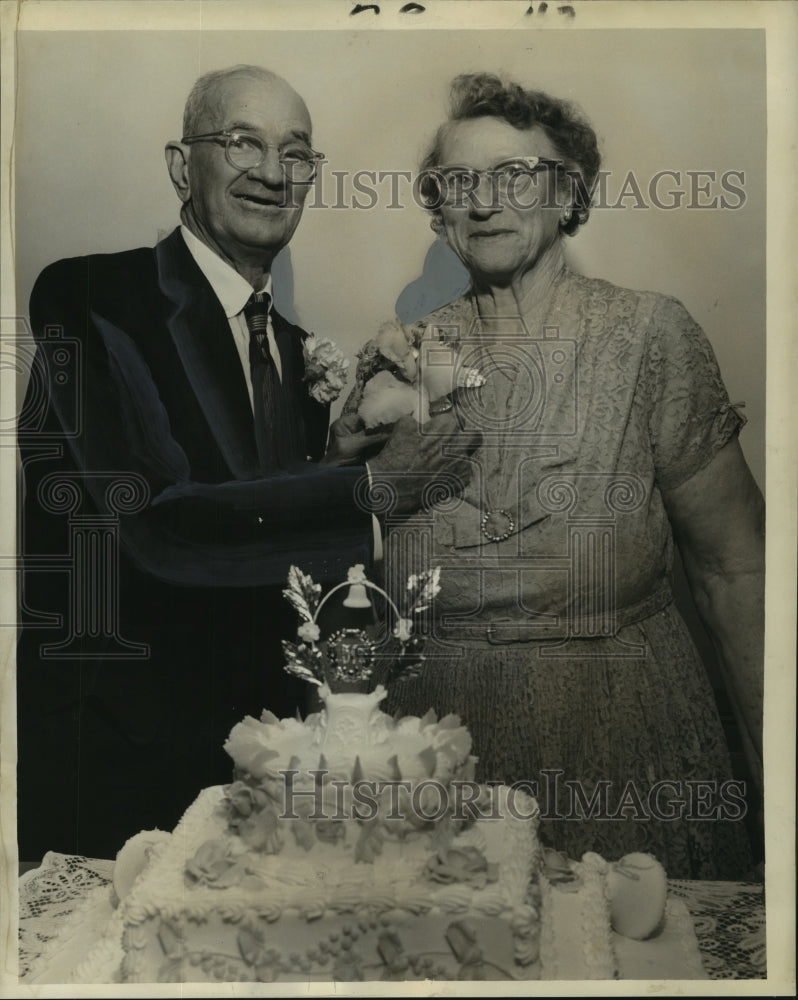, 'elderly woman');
336,73,764,879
